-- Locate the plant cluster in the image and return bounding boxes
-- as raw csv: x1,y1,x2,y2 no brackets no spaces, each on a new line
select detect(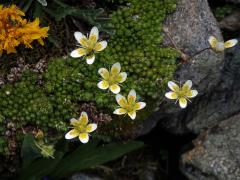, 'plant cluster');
0,5,49,55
